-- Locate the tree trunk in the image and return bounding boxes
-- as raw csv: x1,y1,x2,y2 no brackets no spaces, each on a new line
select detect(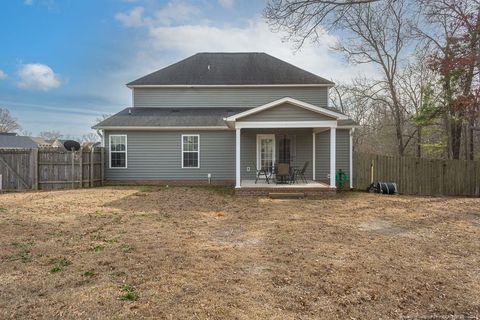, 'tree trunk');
416,126,422,158
451,118,463,159
469,119,475,160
